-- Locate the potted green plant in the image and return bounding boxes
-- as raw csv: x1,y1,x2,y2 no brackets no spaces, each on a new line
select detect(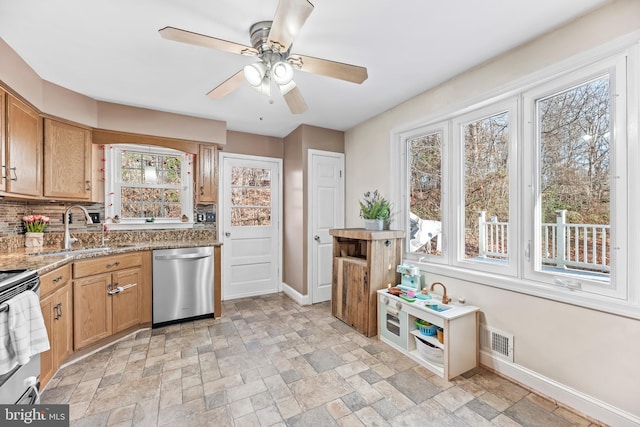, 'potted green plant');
359,190,391,230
